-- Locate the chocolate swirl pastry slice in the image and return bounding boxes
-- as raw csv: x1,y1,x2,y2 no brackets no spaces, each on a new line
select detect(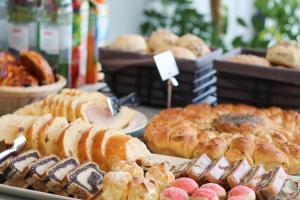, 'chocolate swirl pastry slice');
242,165,266,191
45,157,79,194
224,159,251,188
2,150,40,187
269,179,300,200
67,162,105,199
256,166,287,200
25,155,59,192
